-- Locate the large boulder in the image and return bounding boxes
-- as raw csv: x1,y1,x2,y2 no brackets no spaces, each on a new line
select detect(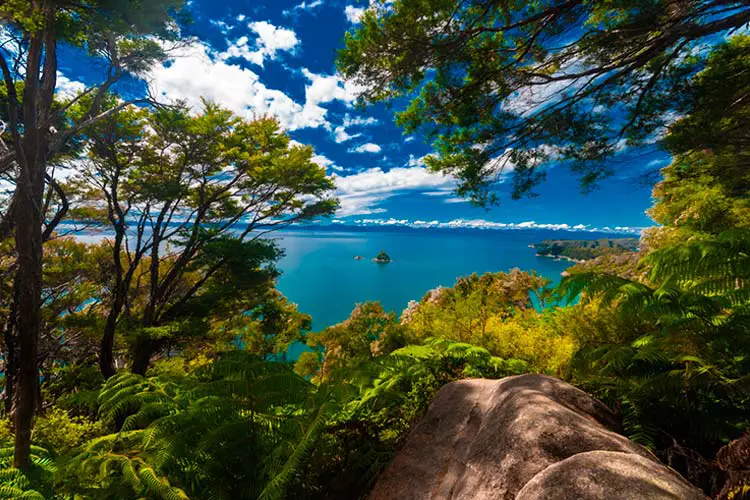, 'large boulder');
516,451,705,500
368,374,705,500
